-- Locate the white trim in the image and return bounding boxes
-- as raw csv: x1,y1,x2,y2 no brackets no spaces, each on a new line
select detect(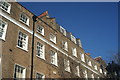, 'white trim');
36,72,45,80
76,66,80,77
36,42,45,60
50,50,58,66
62,40,68,51
16,45,28,52
16,31,29,51
60,26,66,36
19,13,29,26
72,47,77,57
80,53,85,62
91,74,94,79
81,62,101,76
0,19,8,40
37,25,44,36
0,1,11,14
35,33,69,57
71,34,76,44
0,57,2,65
88,60,92,66
13,63,26,79
100,68,102,73
104,71,107,76
55,52,58,66
83,70,88,79
0,12,33,34
94,65,98,70
1,12,102,76
77,39,82,48
64,59,70,72
50,33,56,44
